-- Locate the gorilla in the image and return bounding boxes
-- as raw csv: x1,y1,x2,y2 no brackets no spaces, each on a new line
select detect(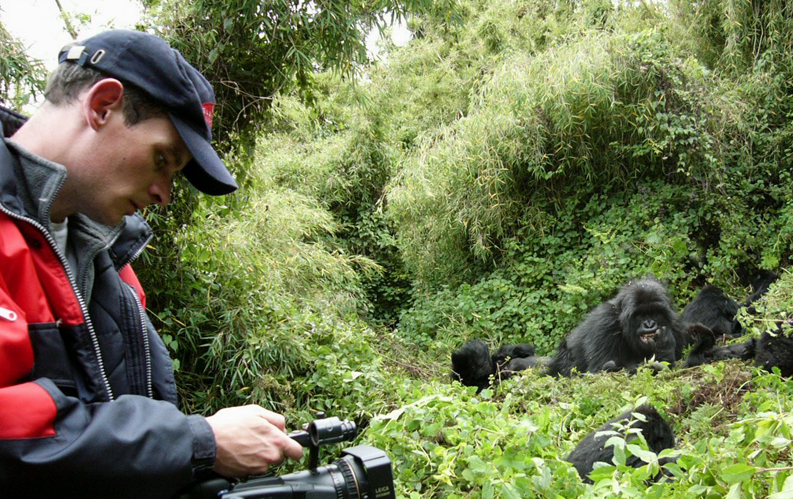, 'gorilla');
681,285,743,338
566,404,675,483
755,326,793,377
492,343,550,373
681,271,779,340
500,355,551,373
682,323,756,368
451,341,547,390
450,340,494,391
492,343,536,366
547,276,686,377
744,270,779,314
